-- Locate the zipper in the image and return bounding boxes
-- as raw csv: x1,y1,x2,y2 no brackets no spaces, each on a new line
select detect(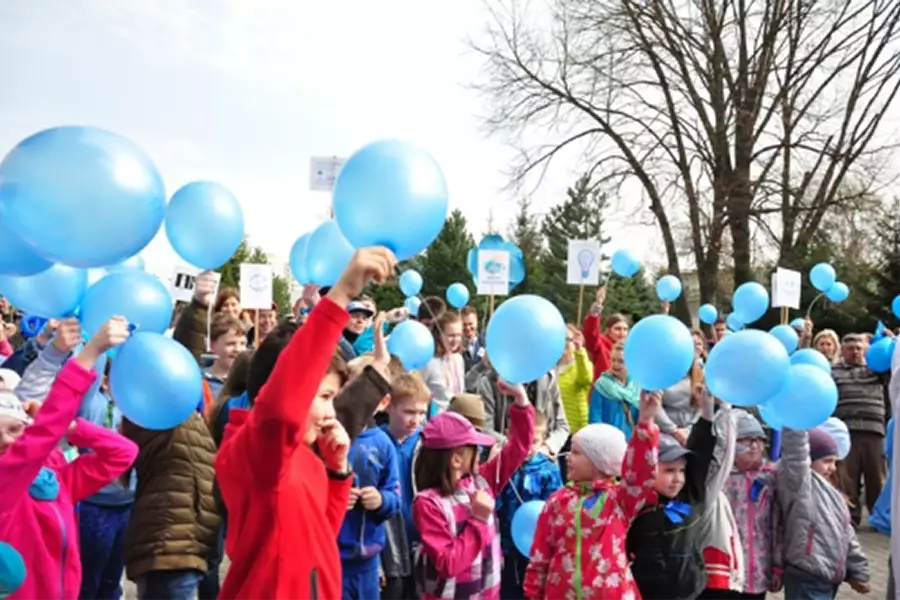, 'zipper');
50,503,68,600
360,511,367,558
745,475,755,590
